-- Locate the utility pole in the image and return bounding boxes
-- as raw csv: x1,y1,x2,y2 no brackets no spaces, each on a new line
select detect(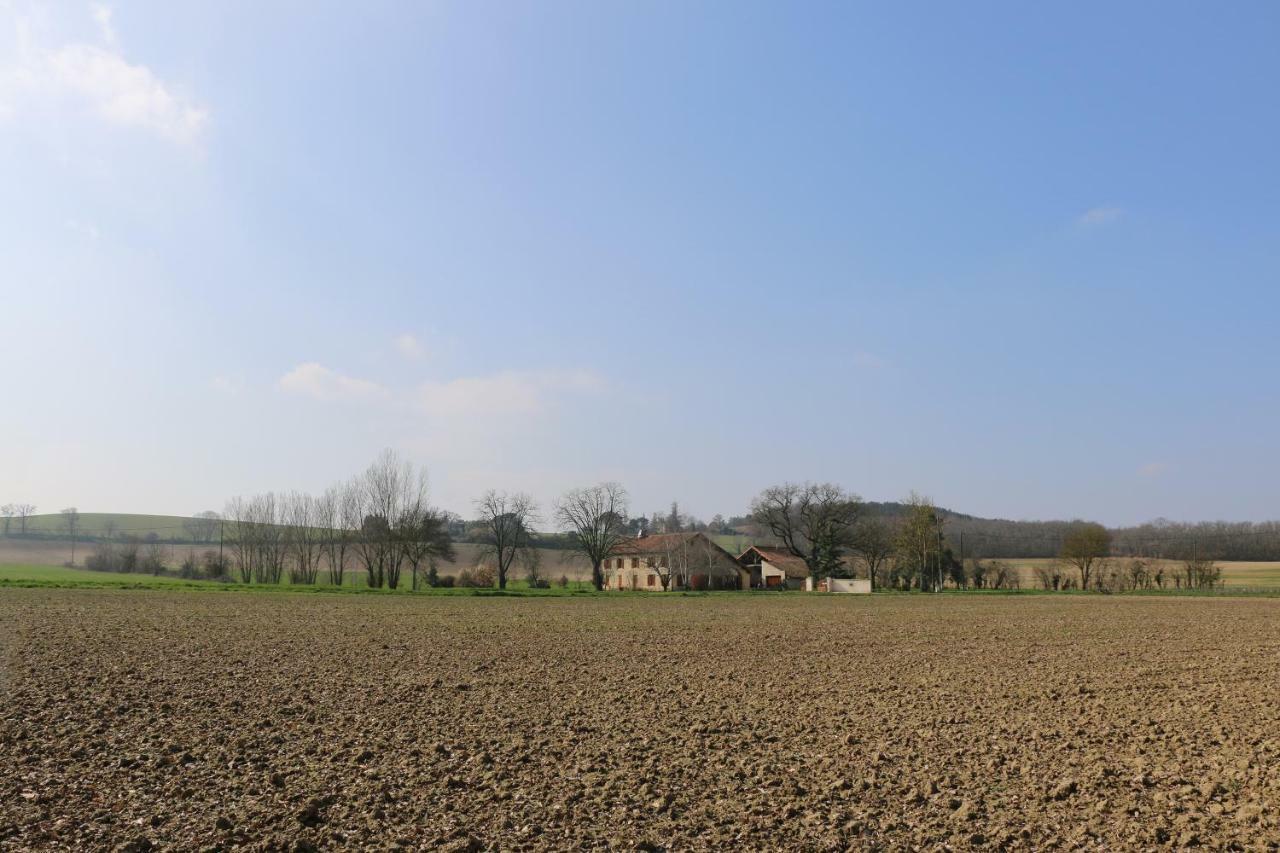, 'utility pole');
937,528,945,592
